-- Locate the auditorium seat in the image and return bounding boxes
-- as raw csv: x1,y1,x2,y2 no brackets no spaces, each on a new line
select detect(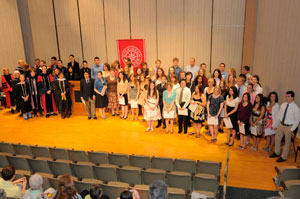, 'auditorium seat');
279,183,300,199
167,187,186,199
134,184,150,199
130,155,151,169
12,144,34,158
68,149,91,165
283,179,300,189
6,156,32,173
0,154,9,169
48,160,74,177
47,177,58,189
30,145,53,161
174,158,197,174
93,164,118,182
117,166,142,185
151,157,174,171
70,163,95,180
27,158,53,176
167,171,192,192
49,147,72,162
0,142,15,156
87,151,109,165
141,168,166,185
74,179,103,193
197,161,221,179
273,166,300,190
193,173,219,199
102,182,129,199
108,153,130,167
